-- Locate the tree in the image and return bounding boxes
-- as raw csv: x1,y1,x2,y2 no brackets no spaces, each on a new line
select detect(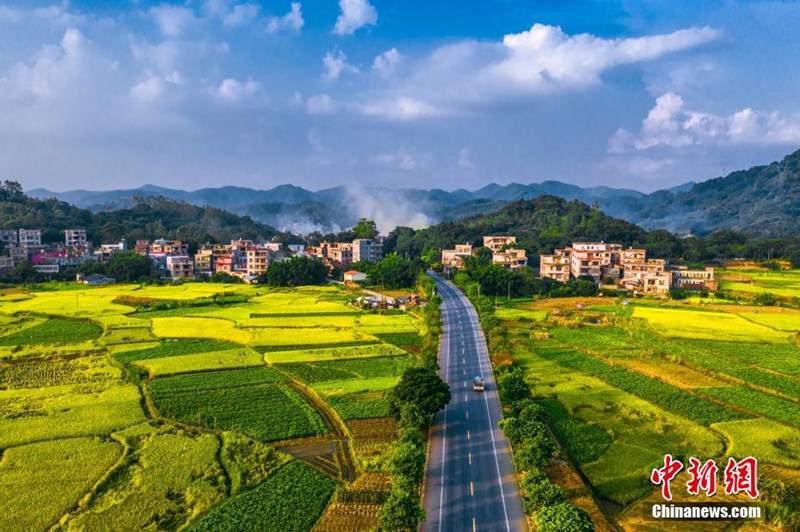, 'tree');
513,430,555,471
368,254,423,289
535,503,594,532
389,438,427,492
353,218,379,239
377,489,426,531
520,472,566,513
496,367,531,405
263,257,328,287
7,259,41,284
106,251,153,282
388,367,450,419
